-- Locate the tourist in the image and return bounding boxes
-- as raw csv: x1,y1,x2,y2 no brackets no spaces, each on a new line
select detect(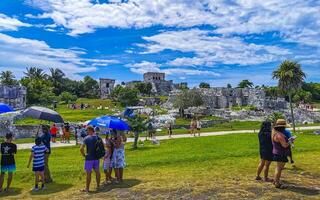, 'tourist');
256,121,273,182
41,125,53,183
272,119,290,189
111,131,126,183
0,133,17,192
27,137,48,191
283,129,295,164
147,121,154,140
79,125,88,145
190,118,196,136
167,122,173,138
103,134,112,184
63,123,71,144
50,124,58,143
80,126,101,192
196,118,201,137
